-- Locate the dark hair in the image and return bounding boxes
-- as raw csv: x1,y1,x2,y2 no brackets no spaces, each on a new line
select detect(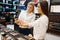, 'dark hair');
39,1,48,16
